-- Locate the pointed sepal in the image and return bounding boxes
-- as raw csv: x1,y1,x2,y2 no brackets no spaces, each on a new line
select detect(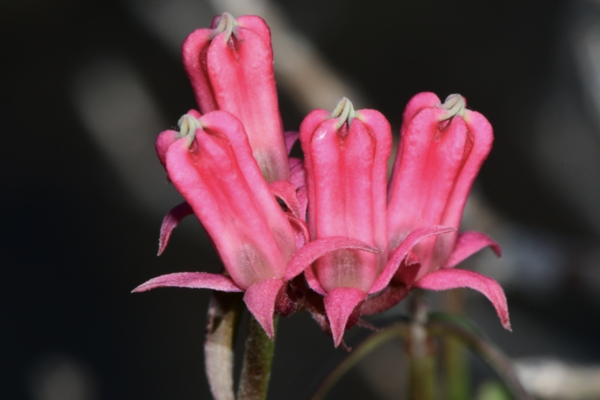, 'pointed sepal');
284,236,380,282
370,226,455,294
132,272,243,293
158,201,193,255
324,287,367,347
243,278,285,339
443,231,501,269
414,268,511,331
